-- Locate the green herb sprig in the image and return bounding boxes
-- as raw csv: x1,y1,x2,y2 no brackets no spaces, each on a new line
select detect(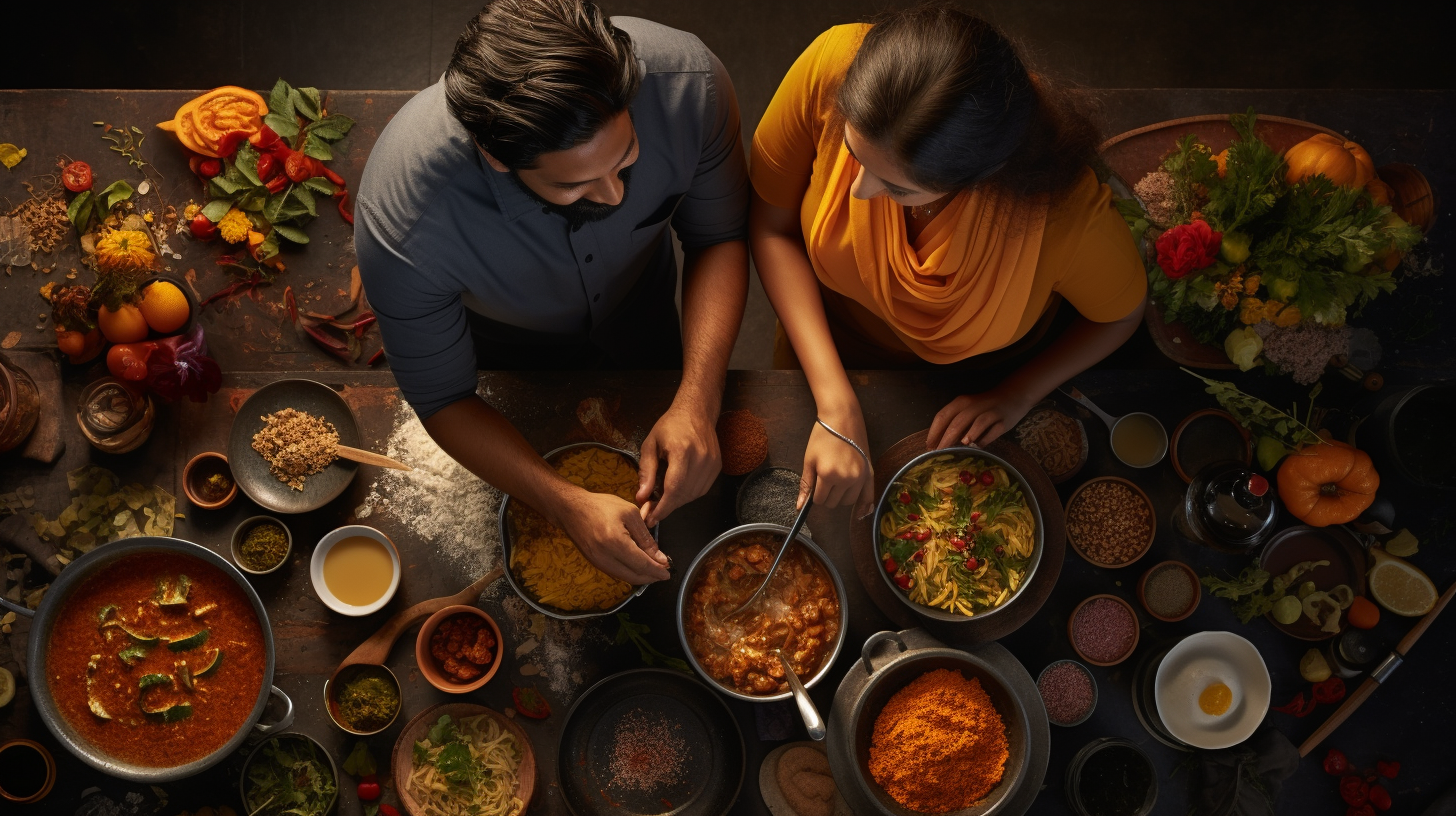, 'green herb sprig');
1182,368,1324,449
614,613,692,674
